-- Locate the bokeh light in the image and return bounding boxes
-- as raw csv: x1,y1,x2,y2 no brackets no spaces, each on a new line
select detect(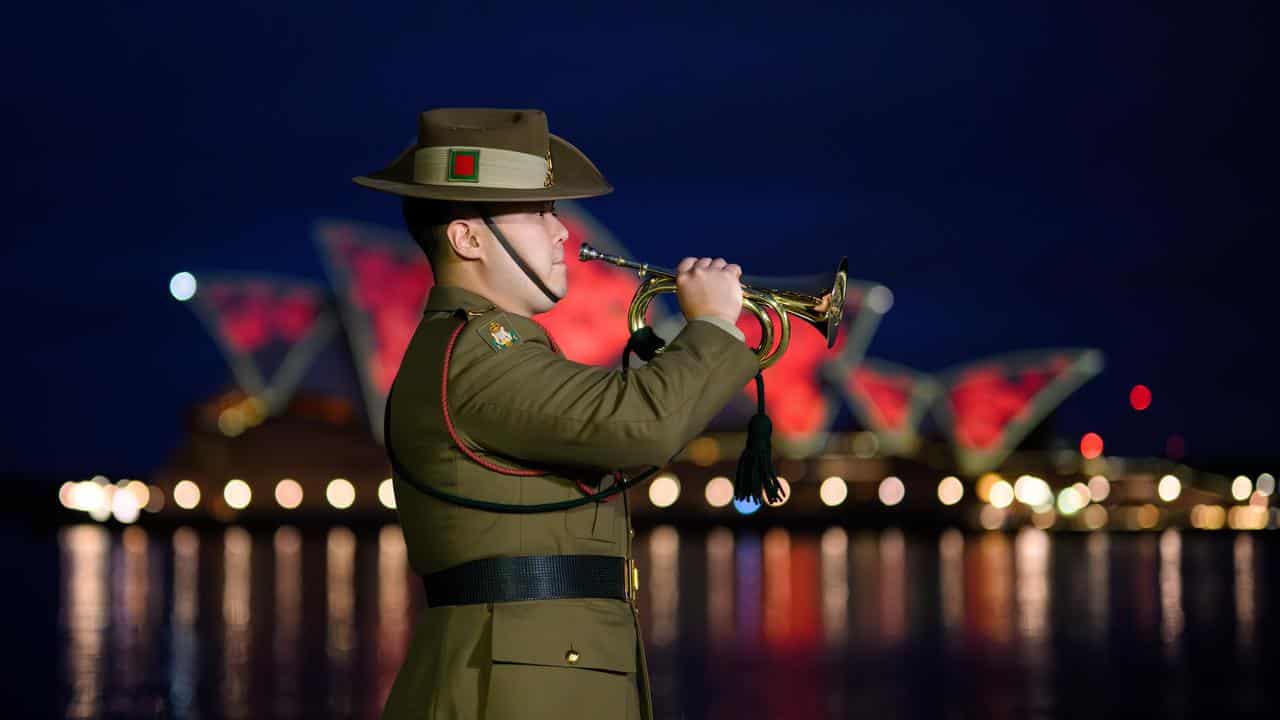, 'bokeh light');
1087,475,1110,502
1231,476,1252,502
764,476,791,507
704,476,734,508
989,480,1014,509
1157,474,1182,502
819,476,848,507
649,473,681,508
1129,384,1152,411
937,476,964,506
275,478,303,509
379,478,397,509
1080,432,1104,460
169,271,197,301
326,478,356,509
1056,486,1086,515
1013,475,1052,508
224,479,252,510
173,480,201,509
878,476,905,506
